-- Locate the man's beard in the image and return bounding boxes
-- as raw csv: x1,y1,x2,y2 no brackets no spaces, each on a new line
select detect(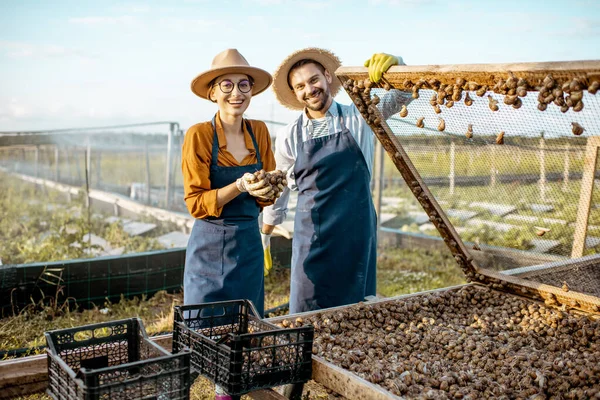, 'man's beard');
303,87,331,112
